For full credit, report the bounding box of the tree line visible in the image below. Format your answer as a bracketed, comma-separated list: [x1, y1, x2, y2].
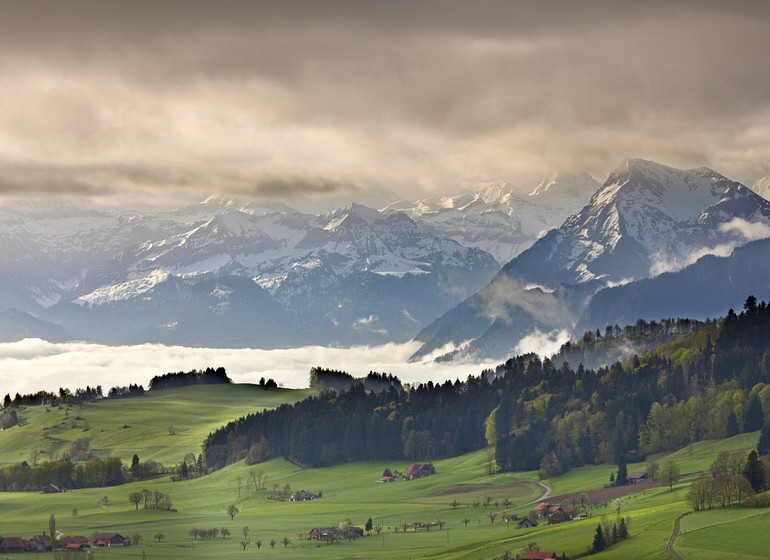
[148, 367, 232, 389]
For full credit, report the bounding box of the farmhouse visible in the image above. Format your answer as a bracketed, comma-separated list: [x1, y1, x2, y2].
[0, 537, 32, 553]
[521, 552, 558, 560]
[309, 527, 337, 541]
[30, 534, 52, 551]
[290, 489, 318, 501]
[517, 517, 539, 529]
[628, 471, 649, 484]
[42, 482, 64, 494]
[92, 533, 127, 547]
[405, 463, 436, 479]
[58, 536, 89, 549]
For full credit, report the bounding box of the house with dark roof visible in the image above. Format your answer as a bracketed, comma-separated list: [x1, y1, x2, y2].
[628, 471, 649, 484]
[404, 463, 436, 479]
[30, 534, 52, 551]
[0, 536, 32, 553]
[309, 527, 338, 541]
[58, 536, 89, 549]
[517, 517, 539, 529]
[92, 533, 127, 547]
[521, 551, 557, 560]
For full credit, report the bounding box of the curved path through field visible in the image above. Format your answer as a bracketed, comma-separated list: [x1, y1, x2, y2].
[667, 512, 690, 559]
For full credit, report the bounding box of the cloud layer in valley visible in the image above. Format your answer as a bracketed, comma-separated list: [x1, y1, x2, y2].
[1, 1, 769, 209]
[0, 339, 500, 397]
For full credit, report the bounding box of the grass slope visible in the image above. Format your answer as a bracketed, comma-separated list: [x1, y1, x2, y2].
[0, 385, 312, 466]
[0, 385, 763, 559]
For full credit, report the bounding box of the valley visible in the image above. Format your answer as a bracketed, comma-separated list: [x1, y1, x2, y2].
[0, 383, 765, 559]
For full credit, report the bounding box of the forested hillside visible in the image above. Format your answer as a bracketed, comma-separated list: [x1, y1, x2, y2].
[204, 297, 770, 476]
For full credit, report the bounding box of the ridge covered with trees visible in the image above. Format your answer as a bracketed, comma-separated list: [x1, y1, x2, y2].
[204, 297, 770, 476]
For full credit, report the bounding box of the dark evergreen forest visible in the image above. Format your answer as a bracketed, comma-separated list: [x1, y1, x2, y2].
[204, 297, 770, 475]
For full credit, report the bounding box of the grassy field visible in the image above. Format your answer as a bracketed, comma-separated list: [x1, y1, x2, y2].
[0, 385, 312, 466]
[0, 385, 764, 559]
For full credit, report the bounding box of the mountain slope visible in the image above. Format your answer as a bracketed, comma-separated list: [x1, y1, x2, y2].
[577, 236, 770, 332]
[412, 159, 770, 361]
[384, 172, 599, 263]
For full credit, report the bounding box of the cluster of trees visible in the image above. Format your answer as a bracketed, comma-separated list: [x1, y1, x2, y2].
[686, 450, 769, 511]
[557, 318, 705, 370]
[107, 384, 145, 398]
[204, 297, 770, 477]
[3, 386, 105, 409]
[175, 452, 208, 480]
[308, 368, 403, 394]
[0, 451, 173, 492]
[590, 517, 630, 554]
[128, 489, 174, 511]
[205, 373, 492, 468]
[189, 527, 230, 540]
[0, 407, 18, 429]
[0, 457, 125, 492]
[148, 367, 232, 389]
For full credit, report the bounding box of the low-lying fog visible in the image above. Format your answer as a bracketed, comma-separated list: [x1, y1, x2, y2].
[0, 338, 510, 396]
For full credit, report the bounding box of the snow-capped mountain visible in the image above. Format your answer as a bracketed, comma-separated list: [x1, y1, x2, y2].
[384, 172, 599, 264]
[3, 200, 500, 347]
[752, 176, 770, 201]
[411, 159, 770, 362]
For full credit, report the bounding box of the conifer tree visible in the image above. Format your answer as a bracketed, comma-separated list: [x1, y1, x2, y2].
[743, 450, 766, 493]
[618, 517, 629, 540]
[758, 424, 770, 457]
[591, 524, 606, 553]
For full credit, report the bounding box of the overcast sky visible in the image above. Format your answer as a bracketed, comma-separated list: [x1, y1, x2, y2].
[1, 0, 769, 209]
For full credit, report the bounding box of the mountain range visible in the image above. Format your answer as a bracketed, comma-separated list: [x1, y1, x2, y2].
[411, 159, 770, 362]
[2, 159, 769, 356]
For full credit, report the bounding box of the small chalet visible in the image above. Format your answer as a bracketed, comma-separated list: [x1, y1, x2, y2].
[535, 502, 574, 523]
[42, 482, 64, 494]
[0, 537, 32, 553]
[92, 533, 127, 547]
[503, 513, 518, 522]
[309, 527, 337, 541]
[290, 489, 318, 501]
[547, 507, 573, 524]
[628, 471, 649, 484]
[58, 536, 89, 549]
[30, 534, 52, 552]
[517, 517, 539, 529]
[405, 463, 436, 479]
[521, 552, 558, 560]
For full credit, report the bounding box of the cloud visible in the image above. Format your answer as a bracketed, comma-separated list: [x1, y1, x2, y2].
[650, 218, 770, 275]
[514, 328, 571, 358]
[0, 1, 769, 208]
[719, 217, 770, 241]
[477, 276, 577, 327]
[0, 339, 499, 397]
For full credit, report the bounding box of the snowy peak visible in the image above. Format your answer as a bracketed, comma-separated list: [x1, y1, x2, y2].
[590, 158, 759, 224]
[198, 211, 270, 239]
[322, 203, 383, 230]
[751, 176, 770, 201]
[529, 171, 599, 204]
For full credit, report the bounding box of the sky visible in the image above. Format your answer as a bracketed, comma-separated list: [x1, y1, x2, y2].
[1, 1, 769, 210]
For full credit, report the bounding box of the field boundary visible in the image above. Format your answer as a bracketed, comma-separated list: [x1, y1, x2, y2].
[667, 511, 690, 559]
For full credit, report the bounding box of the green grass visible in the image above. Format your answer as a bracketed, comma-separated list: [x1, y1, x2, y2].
[0, 386, 765, 559]
[677, 508, 770, 559]
[0, 384, 312, 466]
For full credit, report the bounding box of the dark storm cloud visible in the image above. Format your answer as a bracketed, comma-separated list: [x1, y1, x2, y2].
[0, 0, 768, 206]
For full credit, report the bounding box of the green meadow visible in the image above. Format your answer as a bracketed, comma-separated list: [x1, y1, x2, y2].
[0, 385, 765, 559]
